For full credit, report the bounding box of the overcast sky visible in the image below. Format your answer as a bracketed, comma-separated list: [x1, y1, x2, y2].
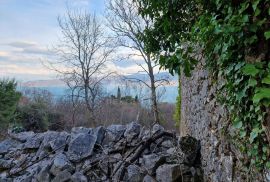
[0, 0, 153, 82]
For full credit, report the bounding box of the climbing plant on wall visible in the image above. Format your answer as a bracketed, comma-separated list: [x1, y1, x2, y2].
[137, 0, 270, 176]
[195, 0, 270, 173]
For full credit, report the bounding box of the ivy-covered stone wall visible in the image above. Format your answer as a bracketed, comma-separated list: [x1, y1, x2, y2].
[180, 62, 268, 181]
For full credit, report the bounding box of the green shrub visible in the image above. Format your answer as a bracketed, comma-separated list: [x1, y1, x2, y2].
[48, 112, 64, 131]
[17, 102, 49, 132]
[0, 79, 21, 129]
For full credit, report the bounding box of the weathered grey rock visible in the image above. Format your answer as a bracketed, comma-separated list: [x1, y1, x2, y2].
[179, 136, 201, 165]
[71, 127, 92, 135]
[67, 133, 96, 162]
[142, 154, 163, 173]
[36, 165, 51, 182]
[41, 131, 60, 149]
[161, 140, 174, 148]
[112, 161, 124, 181]
[50, 153, 74, 176]
[13, 172, 33, 182]
[0, 177, 12, 182]
[152, 124, 164, 135]
[52, 169, 72, 182]
[156, 164, 190, 182]
[92, 126, 105, 145]
[0, 159, 13, 169]
[13, 154, 29, 167]
[265, 169, 270, 182]
[143, 175, 156, 182]
[80, 159, 92, 172]
[34, 131, 58, 160]
[108, 153, 122, 163]
[23, 134, 44, 149]
[140, 129, 151, 141]
[221, 155, 233, 182]
[9, 131, 35, 142]
[71, 126, 93, 139]
[71, 171, 88, 182]
[166, 147, 177, 155]
[124, 122, 141, 142]
[106, 124, 126, 142]
[9, 166, 23, 176]
[49, 132, 69, 152]
[0, 139, 20, 154]
[127, 164, 144, 182]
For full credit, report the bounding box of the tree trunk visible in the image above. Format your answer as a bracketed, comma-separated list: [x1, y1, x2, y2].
[84, 85, 97, 126]
[147, 55, 159, 124]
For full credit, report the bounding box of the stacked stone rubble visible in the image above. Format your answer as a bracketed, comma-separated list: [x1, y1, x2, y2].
[0, 122, 202, 182]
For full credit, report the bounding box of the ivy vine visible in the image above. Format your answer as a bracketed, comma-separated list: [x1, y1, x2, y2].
[195, 0, 270, 173]
[137, 0, 270, 177]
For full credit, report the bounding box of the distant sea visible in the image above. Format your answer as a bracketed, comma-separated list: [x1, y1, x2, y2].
[20, 85, 178, 103]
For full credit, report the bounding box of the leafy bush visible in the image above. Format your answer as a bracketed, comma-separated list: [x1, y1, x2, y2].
[48, 112, 65, 131]
[17, 102, 49, 132]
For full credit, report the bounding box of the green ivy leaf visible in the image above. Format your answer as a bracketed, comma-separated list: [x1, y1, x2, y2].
[233, 120, 242, 129]
[252, 0, 260, 11]
[249, 128, 260, 143]
[253, 88, 270, 103]
[262, 74, 270, 84]
[247, 35, 258, 44]
[240, 130, 246, 138]
[255, 105, 261, 112]
[266, 161, 270, 169]
[242, 64, 259, 77]
[264, 31, 270, 40]
[234, 62, 245, 71]
[263, 146, 268, 153]
[236, 89, 246, 101]
[248, 78, 257, 87]
[262, 100, 270, 107]
[242, 14, 249, 23]
[255, 8, 261, 16]
[239, 2, 249, 13]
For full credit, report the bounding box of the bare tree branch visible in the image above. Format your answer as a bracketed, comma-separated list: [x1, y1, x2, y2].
[106, 0, 170, 124]
[46, 9, 115, 126]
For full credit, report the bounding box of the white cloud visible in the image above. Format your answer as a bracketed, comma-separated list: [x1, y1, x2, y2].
[5, 41, 53, 56]
[7, 41, 36, 48]
[0, 64, 52, 75]
[0, 51, 9, 57]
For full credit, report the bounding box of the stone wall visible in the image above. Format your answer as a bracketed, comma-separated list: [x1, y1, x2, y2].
[180, 62, 228, 181]
[0, 122, 203, 182]
[180, 62, 269, 181]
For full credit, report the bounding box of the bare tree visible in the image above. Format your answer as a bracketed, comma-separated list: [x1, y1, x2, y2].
[49, 10, 115, 126]
[106, 0, 169, 124]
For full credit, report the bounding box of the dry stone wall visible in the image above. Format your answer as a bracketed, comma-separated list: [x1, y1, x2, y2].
[0, 122, 202, 182]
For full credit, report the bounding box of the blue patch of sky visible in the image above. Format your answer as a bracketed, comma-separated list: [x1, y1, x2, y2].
[0, 0, 105, 45]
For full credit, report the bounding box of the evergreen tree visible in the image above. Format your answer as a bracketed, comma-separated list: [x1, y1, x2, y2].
[134, 95, 138, 102]
[0, 79, 21, 128]
[117, 86, 121, 102]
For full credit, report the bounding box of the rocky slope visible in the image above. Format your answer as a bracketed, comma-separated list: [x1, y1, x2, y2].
[0, 122, 202, 182]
